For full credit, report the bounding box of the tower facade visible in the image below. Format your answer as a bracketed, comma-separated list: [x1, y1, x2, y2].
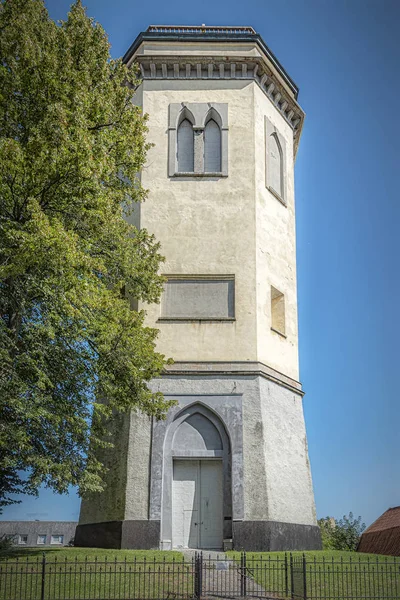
[76, 25, 321, 551]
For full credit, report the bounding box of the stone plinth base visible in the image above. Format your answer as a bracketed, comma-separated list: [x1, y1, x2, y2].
[75, 519, 321, 551]
[75, 520, 160, 549]
[233, 520, 322, 551]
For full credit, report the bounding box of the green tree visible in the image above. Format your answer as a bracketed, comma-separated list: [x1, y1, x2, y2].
[318, 513, 366, 551]
[318, 516, 336, 550]
[0, 0, 174, 509]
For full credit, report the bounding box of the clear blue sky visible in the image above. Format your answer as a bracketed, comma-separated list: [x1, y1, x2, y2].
[3, 0, 399, 528]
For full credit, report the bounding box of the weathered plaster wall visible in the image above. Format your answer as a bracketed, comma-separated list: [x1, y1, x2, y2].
[135, 75, 299, 380]
[258, 377, 317, 526]
[124, 412, 152, 520]
[254, 84, 299, 380]
[80, 410, 153, 525]
[138, 79, 258, 363]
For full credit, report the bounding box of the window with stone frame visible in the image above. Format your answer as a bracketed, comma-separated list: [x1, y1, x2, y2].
[168, 103, 228, 176]
[265, 117, 287, 205]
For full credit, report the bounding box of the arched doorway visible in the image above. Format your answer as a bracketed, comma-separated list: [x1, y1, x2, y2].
[163, 404, 231, 550]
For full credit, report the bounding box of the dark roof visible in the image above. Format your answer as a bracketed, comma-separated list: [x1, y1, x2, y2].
[358, 507, 400, 557]
[122, 25, 299, 99]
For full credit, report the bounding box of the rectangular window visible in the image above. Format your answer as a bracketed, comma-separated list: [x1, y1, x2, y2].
[271, 286, 285, 336]
[161, 276, 235, 320]
[50, 535, 64, 545]
[18, 535, 28, 545]
[37, 535, 46, 545]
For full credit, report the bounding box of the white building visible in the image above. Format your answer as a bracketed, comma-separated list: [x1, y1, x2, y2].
[76, 25, 321, 551]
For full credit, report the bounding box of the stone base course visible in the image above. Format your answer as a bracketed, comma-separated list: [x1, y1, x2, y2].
[75, 520, 161, 550]
[233, 520, 322, 551]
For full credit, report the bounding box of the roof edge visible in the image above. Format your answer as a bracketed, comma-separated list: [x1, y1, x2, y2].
[122, 29, 299, 99]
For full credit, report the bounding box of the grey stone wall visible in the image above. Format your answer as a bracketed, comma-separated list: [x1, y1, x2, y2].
[147, 371, 318, 549]
[79, 411, 131, 525]
[124, 411, 153, 521]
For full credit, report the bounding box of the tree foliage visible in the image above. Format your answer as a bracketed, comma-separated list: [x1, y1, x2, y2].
[318, 513, 366, 551]
[0, 0, 174, 508]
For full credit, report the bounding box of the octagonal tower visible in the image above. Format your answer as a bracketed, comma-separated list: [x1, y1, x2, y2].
[76, 25, 321, 551]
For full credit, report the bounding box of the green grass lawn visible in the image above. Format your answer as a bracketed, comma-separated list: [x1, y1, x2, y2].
[0, 546, 183, 561]
[228, 550, 400, 599]
[0, 547, 191, 600]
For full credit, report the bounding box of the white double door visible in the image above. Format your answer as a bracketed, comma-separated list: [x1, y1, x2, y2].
[172, 459, 223, 549]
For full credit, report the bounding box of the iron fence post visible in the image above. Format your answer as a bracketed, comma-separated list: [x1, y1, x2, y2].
[290, 553, 294, 599]
[199, 552, 203, 599]
[284, 553, 288, 597]
[194, 552, 198, 599]
[194, 552, 203, 600]
[240, 551, 247, 597]
[302, 554, 307, 600]
[40, 553, 46, 600]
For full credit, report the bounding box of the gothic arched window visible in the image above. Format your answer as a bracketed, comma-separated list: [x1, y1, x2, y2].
[204, 119, 221, 172]
[168, 103, 228, 177]
[177, 119, 194, 172]
[268, 133, 283, 198]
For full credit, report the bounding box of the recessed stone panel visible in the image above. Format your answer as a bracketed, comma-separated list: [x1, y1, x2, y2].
[161, 277, 235, 319]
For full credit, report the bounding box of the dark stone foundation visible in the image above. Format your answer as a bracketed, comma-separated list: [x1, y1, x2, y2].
[75, 520, 160, 550]
[75, 519, 321, 551]
[232, 520, 322, 551]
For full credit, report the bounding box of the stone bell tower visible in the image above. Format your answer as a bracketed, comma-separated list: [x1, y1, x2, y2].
[76, 25, 321, 551]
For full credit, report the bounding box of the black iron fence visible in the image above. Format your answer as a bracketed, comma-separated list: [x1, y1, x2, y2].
[0, 552, 399, 600]
[0, 554, 193, 600]
[291, 554, 400, 600]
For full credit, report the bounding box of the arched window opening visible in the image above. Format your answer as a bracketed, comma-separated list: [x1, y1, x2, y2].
[268, 133, 283, 198]
[204, 119, 221, 172]
[177, 119, 194, 172]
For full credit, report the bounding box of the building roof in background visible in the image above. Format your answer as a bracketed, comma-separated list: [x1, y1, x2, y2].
[364, 507, 400, 533]
[358, 507, 400, 557]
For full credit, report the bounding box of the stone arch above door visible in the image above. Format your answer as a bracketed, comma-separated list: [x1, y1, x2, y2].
[173, 413, 223, 453]
[167, 403, 231, 458]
